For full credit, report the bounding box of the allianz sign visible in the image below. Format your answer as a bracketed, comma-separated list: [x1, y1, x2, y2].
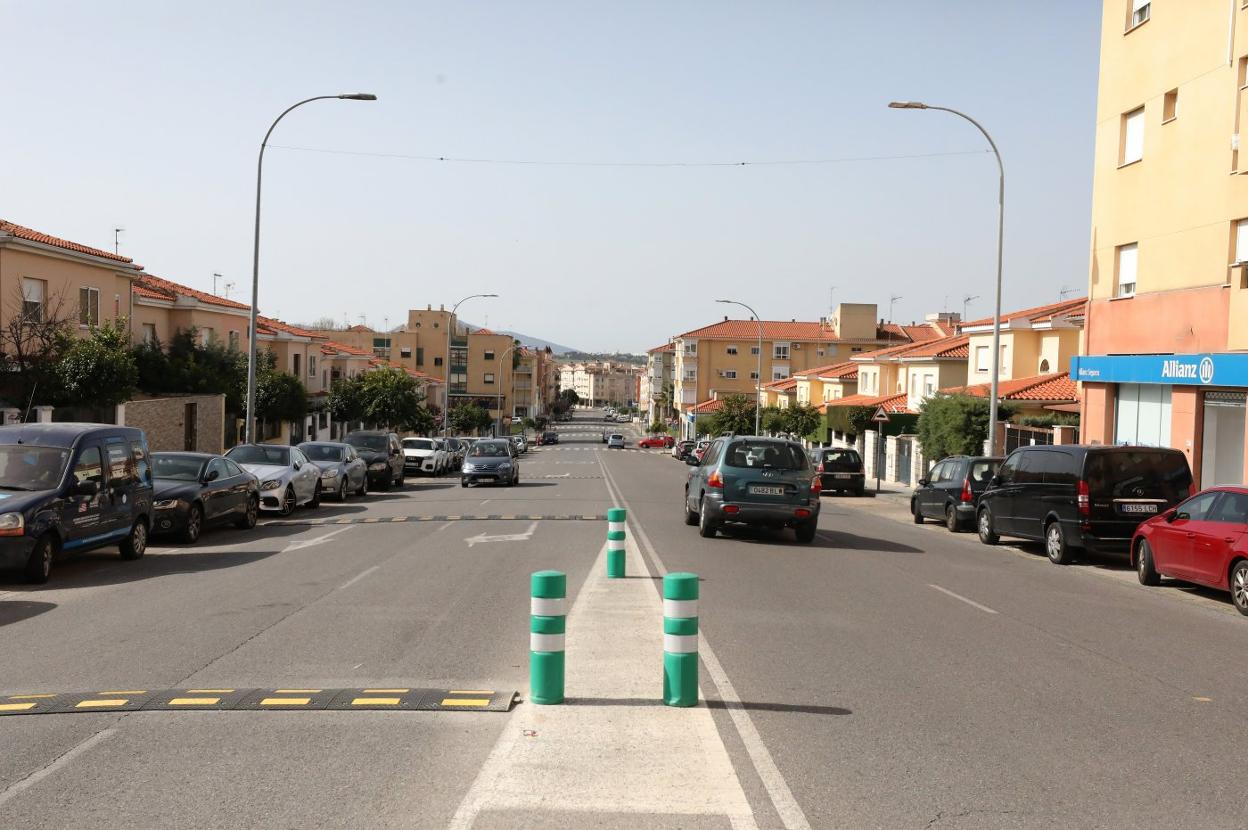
[1160, 357, 1215, 384]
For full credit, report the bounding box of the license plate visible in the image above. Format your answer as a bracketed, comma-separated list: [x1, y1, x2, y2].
[749, 485, 785, 496]
[833, 473, 852, 479]
[1120, 503, 1158, 514]
[479, 475, 496, 482]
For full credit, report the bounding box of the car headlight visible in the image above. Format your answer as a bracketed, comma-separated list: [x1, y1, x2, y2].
[321, 468, 338, 478]
[154, 498, 182, 510]
[261, 479, 282, 490]
[498, 462, 512, 470]
[368, 462, 387, 471]
[0, 512, 24, 536]
[462, 463, 476, 472]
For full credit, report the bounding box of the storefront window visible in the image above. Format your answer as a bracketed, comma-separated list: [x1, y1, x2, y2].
[1115, 383, 1171, 446]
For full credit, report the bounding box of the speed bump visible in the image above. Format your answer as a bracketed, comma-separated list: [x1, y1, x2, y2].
[0, 688, 518, 716]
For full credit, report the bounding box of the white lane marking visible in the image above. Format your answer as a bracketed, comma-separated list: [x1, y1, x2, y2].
[928, 584, 998, 615]
[435, 522, 453, 532]
[283, 525, 355, 552]
[337, 565, 380, 592]
[597, 455, 809, 830]
[480, 499, 490, 506]
[465, 521, 539, 547]
[0, 728, 116, 808]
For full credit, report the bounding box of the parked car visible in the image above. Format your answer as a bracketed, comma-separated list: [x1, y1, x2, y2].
[615, 414, 630, 423]
[297, 441, 368, 500]
[1133, 487, 1248, 613]
[607, 433, 626, 449]
[345, 430, 405, 489]
[911, 455, 1002, 530]
[638, 435, 675, 449]
[444, 437, 468, 467]
[461, 439, 520, 487]
[538, 431, 559, 446]
[601, 429, 610, 444]
[977, 445, 1193, 564]
[810, 447, 868, 497]
[672, 440, 695, 460]
[0, 423, 154, 584]
[511, 434, 529, 454]
[693, 440, 712, 461]
[402, 437, 445, 476]
[152, 452, 260, 542]
[225, 444, 322, 516]
[683, 436, 820, 543]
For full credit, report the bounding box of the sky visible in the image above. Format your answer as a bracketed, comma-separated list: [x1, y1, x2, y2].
[1, 1, 1102, 353]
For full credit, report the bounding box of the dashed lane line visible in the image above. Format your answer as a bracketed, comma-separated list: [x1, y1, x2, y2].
[927, 584, 999, 615]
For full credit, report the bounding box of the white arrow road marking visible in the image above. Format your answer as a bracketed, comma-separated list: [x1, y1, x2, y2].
[283, 525, 355, 552]
[465, 521, 538, 547]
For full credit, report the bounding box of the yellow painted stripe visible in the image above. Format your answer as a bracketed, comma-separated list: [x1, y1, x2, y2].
[351, 697, 400, 706]
[187, 689, 235, 693]
[260, 697, 310, 706]
[98, 690, 146, 695]
[440, 698, 489, 707]
[0, 702, 38, 711]
[448, 690, 494, 695]
[336, 518, 353, 524]
[9, 694, 55, 700]
[388, 516, 405, 522]
[363, 688, 410, 693]
[362, 517, 381, 523]
[445, 515, 461, 520]
[274, 689, 321, 693]
[77, 699, 128, 708]
[501, 515, 516, 520]
[168, 697, 220, 706]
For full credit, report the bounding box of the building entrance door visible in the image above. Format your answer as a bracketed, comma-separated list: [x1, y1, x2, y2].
[1201, 392, 1246, 488]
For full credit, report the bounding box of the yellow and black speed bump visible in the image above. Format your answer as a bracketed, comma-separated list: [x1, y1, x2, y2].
[262, 514, 605, 527]
[0, 688, 517, 716]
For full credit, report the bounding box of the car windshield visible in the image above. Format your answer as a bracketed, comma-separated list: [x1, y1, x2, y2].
[0, 445, 70, 491]
[470, 442, 510, 458]
[227, 445, 291, 466]
[348, 434, 388, 451]
[152, 454, 207, 481]
[404, 439, 434, 451]
[821, 449, 861, 466]
[300, 444, 345, 462]
[724, 441, 807, 470]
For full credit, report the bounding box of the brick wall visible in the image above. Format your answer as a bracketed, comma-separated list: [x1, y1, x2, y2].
[123, 395, 225, 454]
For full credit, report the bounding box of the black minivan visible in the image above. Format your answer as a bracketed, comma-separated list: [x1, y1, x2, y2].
[976, 445, 1193, 564]
[0, 423, 154, 583]
[912, 455, 1002, 531]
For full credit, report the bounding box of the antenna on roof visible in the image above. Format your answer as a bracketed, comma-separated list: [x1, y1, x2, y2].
[888, 294, 902, 322]
[1058, 285, 1077, 300]
[828, 285, 836, 318]
[962, 294, 979, 320]
[113, 228, 124, 255]
[224, 281, 235, 299]
[212, 272, 222, 295]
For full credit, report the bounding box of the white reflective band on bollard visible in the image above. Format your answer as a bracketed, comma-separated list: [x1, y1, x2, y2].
[663, 633, 699, 654]
[607, 539, 625, 551]
[530, 633, 565, 652]
[530, 597, 567, 616]
[608, 521, 626, 534]
[663, 599, 698, 619]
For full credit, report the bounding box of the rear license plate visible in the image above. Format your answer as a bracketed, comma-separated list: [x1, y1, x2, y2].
[1120, 503, 1158, 514]
[749, 485, 785, 496]
[833, 473, 852, 479]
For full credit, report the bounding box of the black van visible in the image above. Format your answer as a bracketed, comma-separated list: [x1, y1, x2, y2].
[0, 423, 154, 583]
[976, 445, 1193, 564]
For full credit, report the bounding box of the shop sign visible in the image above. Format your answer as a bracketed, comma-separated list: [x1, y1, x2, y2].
[1070, 354, 1248, 387]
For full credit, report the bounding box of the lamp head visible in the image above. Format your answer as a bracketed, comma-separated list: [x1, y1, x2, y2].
[340, 93, 378, 101]
[888, 101, 927, 109]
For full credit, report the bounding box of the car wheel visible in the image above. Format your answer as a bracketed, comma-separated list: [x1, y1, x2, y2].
[911, 499, 924, 524]
[1136, 539, 1161, 586]
[1230, 560, 1248, 616]
[338, 479, 349, 502]
[356, 476, 367, 496]
[794, 521, 817, 543]
[460, 478, 468, 488]
[945, 505, 960, 533]
[180, 503, 203, 544]
[698, 498, 717, 538]
[683, 490, 698, 526]
[279, 487, 296, 516]
[977, 508, 999, 545]
[235, 495, 259, 529]
[308, 481, 322, 509]
[1045, 520, 1073, 565]
[24, 534, 54, 584]
[119, 519, 148, 560]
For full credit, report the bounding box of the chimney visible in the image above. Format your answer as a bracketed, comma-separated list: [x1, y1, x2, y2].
[440, 304, 445, 311]
[427, 303, 431, 311]
[724, 315, 728, 321]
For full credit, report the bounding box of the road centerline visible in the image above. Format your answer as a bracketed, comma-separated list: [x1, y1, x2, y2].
[928, 584, 999, 615]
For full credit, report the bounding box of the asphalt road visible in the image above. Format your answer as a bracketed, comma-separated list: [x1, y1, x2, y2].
[2, 412, 1246, 828]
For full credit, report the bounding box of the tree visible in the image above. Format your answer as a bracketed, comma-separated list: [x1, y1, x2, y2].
[559, 388, 580, 406]
[253, 365, 307, 425]
[58, 320, 138, 408]
[707, 394, 757, 437]
[761, 406, 786, 435]
[917, 394, 1016, 461]
[358, 367, 432, 432]
[448, 402, 492, 435]
[327, 375, 367, 424]
[648, 419, 668, 434]
[533, 415, 549, 432]
[520, 417, 538, 437]
[782, 404, 823, 441]
[0, 286, 73, 411]
[305, 316, 342, 331]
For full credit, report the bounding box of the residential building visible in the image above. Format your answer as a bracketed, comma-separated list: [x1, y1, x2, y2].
[642, 342, 676, 423]
[960, 298, 1085, 385]
[132, 274, 250, 351]
[791, 361, 859, 408]
[1074, 0, 1248, 487]
[559, 361, 640, 407]
[943, 373, 1079, 420]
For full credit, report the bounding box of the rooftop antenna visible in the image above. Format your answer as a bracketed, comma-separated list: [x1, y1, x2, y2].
[888, 294, 903, 322]
[212, 272, 222, 295]
[113, 228, 124, 255]
[828, 285, 836, 318]
[383, 315, 389, 332]
[357, 314, 366, 327]
[224, 281, 235, 299]
[1059, 285, 1077, 300]
[962, 294, 979, 320]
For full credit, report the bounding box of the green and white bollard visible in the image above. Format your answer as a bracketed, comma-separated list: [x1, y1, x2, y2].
[530, 570, 566, 705]
[606, 507, 627, 578]
[663, 571, 699, 707]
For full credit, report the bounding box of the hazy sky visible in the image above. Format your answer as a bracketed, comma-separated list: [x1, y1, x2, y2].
[3, 1, 1100, 352]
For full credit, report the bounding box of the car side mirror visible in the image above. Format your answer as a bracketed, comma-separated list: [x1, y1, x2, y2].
[203, 469, 219, 483]
[73, 479, 99, 497]
[292, 461, 302, 470]
[1168, 511, 1187, 523]
[685, 456, 699, 466]
[918, 478, 929, 487]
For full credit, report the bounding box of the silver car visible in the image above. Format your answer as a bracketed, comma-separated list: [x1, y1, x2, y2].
[297, 441, 368, 501]
[607, 433, 625, 449]
[225, 444, 322, 516]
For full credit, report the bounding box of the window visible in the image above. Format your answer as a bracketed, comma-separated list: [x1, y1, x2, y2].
[850, 346, 863, 353]
[749, 371, 759, 380]
[293, 353, 301, 376]
[923, 377, 935, 397]
[1177, 491, 1220, 522]
[750, 346, 760, 356]
[416, 347, 424, 365]
[975, 345, 990, 372]
[772, 369, 789, 381]
[21, 278, 45, 322]
[78, 287, 100, 326]
[228, 330, 240, 351]
[1121, 107, 1144, 165]
[308, 355, 317, 377]
[1210, 492, 1248, 523]
[484, 350, 495, 361]
[73, 447, 104, 487]
[484, 372, 496, 384]
[773, 343, 790, 360]
[434, 356, 443, 367]
[201, 328, 215, 346]
[1116, 242, 1138, 298]
[1162, 88, 1178, 122]
[724, 370, 737, 379]
[1115, 383, 1172, 446]
[1235, 219, 1248, 267]
[400, 346, 412, 358]
[726, 345, 738, 355]
[130, 441, 150, 483]
[142, 323, 157, 344]
[105, 440, 136, 486]
[1128, 0, 1149, 29]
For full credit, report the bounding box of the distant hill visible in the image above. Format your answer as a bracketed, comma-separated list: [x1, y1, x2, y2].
[464, 325, 579, 355]
[558, 351, 646, 366]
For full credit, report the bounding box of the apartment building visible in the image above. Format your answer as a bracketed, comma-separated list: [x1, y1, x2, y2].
[642, 342, 676, 423]
[558, 361, 640, 407]
[1073, 0, 1248, 487]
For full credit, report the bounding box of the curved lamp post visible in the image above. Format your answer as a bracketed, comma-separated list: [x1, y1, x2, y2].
[496, 343, 517, 437]
[442, 293, 498, 439]
[889, 101, 1005, 452]
[715, 299, 763, 436]
[244, 93, 376, 445]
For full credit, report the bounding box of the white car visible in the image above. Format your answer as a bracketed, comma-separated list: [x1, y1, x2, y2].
[225, 444, 321, 516]
[402, 437, 447, 476]
[607, 433, 625, 449]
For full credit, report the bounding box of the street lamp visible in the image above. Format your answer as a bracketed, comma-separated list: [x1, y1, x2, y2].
[715, 299, 763, 435]
[244, 93, 377, 445]
[496, 343, 517, 437]
[443, 293, 498, 439]
[889, 100, 1005, 452]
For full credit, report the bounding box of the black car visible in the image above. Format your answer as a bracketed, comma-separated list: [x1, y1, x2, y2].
[539, 431, 559, 446]
[344, 430, 405, 490]
[672, 440, 695, 461]
[809, 447, 866, 496]
[151, 452, 260, 542]
[461, 439, 520, 487]
[0, 423, 154, 584]
[911, 455, 1002, 531]
[977, 445, 1193, 564]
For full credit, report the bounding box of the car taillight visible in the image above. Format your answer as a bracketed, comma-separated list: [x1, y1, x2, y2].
[1077, 479, 1090, 518]
[708, 471, 724, 489]
[810, 476, 822, 494]
[1189, 482, 1197, 497]
[960, 477, 973, 504]
[816, 462, 824, 473]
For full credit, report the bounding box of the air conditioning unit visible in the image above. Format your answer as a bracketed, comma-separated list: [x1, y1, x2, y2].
[792, 343, 801, 350]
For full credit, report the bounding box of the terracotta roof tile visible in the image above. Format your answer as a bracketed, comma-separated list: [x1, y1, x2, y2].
[794, 360, 858, 380]
[941, 372, 1076, 402]
[135, 274, 250, 311]
[256, 316, 327, 340]
[691, 398, 725, 414]
[961, 297, 1086, 328]
[648, 342, 676, 353]
[821, 391, 912, 414]
[0, 219, 137, 266]
[320, 340, 373, 357]
[897, 334, 971, 360]
[762, 377, 798, 391]
[678, 319, 845, 342]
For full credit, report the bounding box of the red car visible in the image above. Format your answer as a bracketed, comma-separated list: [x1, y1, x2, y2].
[638, 435, 675, 449]
[1133, 486, 1248, 614]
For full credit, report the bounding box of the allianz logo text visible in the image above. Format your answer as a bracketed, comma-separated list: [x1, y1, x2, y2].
[1160, 357, 1215, 384]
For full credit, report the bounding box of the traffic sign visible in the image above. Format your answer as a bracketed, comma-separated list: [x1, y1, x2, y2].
[871, 406, 891, 423]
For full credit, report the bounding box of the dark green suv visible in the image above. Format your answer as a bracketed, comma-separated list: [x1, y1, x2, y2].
[683, 436, 821, 543]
